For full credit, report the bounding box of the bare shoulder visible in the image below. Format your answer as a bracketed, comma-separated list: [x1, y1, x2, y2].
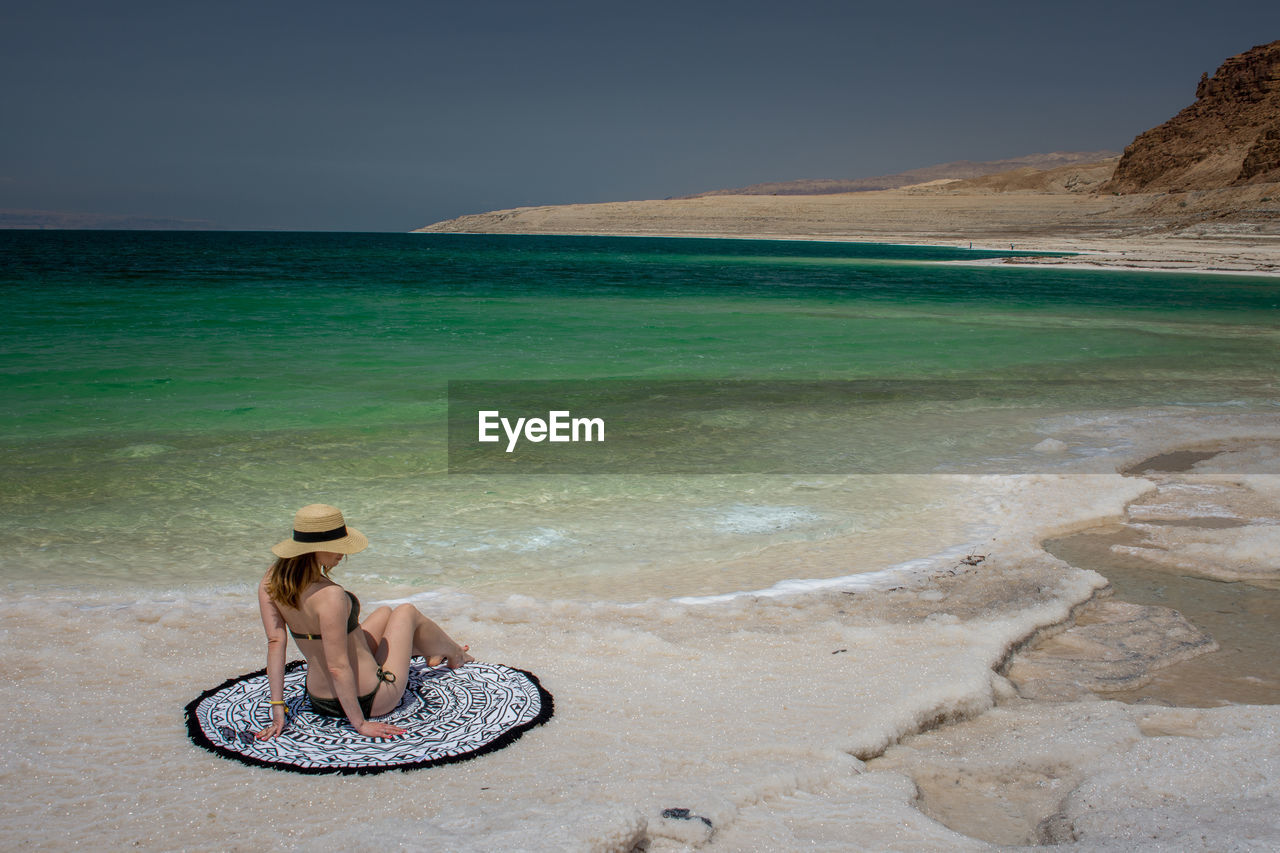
[257, 571, 276, 605]
[299, 581, 347, 612]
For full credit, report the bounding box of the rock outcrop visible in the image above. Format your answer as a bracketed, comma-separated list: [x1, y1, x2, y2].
[1104, 40, 1280, 193]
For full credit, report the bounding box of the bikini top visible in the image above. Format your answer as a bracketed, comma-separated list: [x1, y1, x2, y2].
[289, 590, 360, 641]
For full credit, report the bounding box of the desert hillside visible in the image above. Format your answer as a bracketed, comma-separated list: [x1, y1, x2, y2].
[686, 151, 1119, 197]
[418, 41, 1280, 272]
[1104, 40, 1280, 192]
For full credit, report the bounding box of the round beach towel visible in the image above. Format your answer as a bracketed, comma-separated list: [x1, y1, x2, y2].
[185, 658, 553, 775]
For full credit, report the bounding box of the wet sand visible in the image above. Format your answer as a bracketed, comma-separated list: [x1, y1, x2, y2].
[868, 443, 1280, 847]
[1017, 439, 1280, 707]
[1043, 524, 1280, 707]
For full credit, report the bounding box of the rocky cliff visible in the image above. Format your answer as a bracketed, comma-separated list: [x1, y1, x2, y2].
[1104, 40, 1280, 192]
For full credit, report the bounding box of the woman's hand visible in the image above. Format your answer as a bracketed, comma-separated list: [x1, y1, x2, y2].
[255, 707, 287, 740]
[356, 720, 407, 738]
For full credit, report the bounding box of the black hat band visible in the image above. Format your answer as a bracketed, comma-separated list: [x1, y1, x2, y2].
[292, 525, 348, 543]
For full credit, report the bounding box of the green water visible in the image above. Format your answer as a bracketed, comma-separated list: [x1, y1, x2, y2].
[2, 231, 1277, 597]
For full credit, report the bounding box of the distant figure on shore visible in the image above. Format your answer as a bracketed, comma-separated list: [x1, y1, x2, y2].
[255, 504, 473, 740]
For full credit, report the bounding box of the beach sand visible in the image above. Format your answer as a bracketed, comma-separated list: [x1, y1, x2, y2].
[6, 422, 1280, 850]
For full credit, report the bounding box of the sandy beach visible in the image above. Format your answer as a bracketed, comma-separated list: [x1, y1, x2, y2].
[7, 429, 1280, 851]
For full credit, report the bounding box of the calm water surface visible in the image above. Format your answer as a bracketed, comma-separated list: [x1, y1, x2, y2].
[2, 231, 1277, 597]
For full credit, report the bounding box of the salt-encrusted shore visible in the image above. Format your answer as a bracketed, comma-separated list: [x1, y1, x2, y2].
[5, 422, 1280, 849]
[417, 184, 1280, 276]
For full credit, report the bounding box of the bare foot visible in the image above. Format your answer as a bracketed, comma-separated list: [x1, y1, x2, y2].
[446, 644, 473, 669]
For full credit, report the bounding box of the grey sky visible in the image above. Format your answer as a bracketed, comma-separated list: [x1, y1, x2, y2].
[2, 0, 1277, 230]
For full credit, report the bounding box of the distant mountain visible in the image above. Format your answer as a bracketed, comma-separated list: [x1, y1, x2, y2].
[686, 151, 1120, 197]
[0, 209, 219, 230]
[1104, 40, 1280, 193]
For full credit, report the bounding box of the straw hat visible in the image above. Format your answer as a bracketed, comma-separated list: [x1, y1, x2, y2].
[272, 504, 369, 558]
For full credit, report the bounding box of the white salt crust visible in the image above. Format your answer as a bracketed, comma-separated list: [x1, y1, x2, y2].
[3, 412, 1280, 850]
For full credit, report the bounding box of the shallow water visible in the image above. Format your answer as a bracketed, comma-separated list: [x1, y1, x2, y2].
[1044, 498, 1280, 707]
[3, 231, 1279, 603]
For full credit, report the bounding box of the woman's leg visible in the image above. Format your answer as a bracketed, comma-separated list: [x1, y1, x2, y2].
[358, 605, 407, 716]
[359, 605, 393, 657]
[358, 601, 391, 653]
[367, 604, 473, 717]
[408, 607, 473, 668]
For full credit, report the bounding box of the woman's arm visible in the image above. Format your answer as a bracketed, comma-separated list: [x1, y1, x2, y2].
[255, 579, 290, 740]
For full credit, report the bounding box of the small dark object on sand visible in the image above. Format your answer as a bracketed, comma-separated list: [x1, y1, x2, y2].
[662, 808, 713, 828]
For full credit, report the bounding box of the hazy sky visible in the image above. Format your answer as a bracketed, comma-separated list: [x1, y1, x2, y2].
[3, 1, 1278, 230]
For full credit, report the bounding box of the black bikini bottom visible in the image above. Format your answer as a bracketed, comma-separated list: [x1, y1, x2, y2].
[307, 667, 396, 718]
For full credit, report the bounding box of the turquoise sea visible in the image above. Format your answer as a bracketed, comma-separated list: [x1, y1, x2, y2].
[2, 231, 1278, 599]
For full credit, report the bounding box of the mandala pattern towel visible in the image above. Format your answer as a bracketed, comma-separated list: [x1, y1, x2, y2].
[185, 659, 553, 775]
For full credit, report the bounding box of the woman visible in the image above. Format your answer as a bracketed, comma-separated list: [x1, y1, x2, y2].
[255, 503, 473, 740]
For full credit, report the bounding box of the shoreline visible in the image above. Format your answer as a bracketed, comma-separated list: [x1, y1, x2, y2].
[864, 440, 1280, 847]
[417, 227, 1280, 278]
[415, 184, 1280, 277]
[8, 433, 1280, 851]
